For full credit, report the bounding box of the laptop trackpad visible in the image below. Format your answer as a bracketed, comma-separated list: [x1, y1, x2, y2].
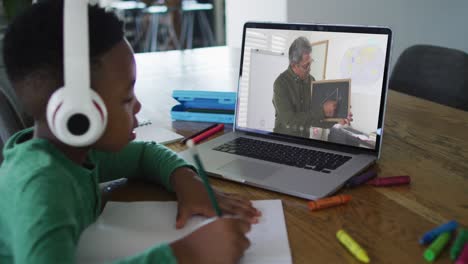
[217, 159, 277, 180]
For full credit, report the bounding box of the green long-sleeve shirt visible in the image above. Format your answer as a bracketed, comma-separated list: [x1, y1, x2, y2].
[272, 67, 334, 138]
[0, 128, 192, 263]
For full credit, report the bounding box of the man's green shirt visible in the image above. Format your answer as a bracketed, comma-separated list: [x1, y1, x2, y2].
[272, 66, 334, 138]
[0, 128, 193, 263]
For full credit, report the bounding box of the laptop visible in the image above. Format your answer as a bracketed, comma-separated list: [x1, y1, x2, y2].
[179, 22, 392, 200]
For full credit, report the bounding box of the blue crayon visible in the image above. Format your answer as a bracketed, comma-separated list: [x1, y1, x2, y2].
[419, 220, 458, 245]
[346, 170, 377, 188]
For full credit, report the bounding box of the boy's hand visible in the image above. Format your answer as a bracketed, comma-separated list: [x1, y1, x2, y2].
[170, 167, 261, 229]
[170, 217, 251, 264]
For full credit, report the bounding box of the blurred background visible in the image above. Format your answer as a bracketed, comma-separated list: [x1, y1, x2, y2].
[1, 0, 467, 67]
[97, 0, 224, 53]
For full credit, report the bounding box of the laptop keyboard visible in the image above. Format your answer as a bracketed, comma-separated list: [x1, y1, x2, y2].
[213, 137, 352, 173]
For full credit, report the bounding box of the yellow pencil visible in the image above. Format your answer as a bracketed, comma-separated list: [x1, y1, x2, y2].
[336, 229, 370, 263]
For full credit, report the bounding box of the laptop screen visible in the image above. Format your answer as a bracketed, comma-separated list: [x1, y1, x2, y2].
[236, 23, 392, 152]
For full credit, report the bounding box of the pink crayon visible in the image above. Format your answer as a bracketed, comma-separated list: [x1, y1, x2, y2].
[366, 176, 411, 187]
[456, 244, 468, 264]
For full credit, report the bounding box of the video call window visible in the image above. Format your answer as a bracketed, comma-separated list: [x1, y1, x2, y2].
[236, 28, 388, 150]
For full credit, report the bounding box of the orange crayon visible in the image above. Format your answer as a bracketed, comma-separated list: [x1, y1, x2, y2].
[308, 194, 352, 211]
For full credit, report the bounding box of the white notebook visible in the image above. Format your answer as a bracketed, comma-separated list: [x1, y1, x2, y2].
[134, 120, 183, 145]
[76, 200, 292, 264]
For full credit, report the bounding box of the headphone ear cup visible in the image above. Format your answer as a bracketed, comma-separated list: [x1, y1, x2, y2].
[46, 87, 108, 146]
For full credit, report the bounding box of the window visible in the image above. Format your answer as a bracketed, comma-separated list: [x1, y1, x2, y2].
[237, 29, 287, 127]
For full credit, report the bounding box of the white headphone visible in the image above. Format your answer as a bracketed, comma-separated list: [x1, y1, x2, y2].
[46, 0, 108, 147]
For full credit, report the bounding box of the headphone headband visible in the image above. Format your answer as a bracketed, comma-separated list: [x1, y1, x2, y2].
[46, 0, 108, 147]
[64, 0, 90, 100]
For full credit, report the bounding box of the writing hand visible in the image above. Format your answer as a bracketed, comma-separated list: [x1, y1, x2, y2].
[170, 167, 261, 229]
[170, 217, 251, 264]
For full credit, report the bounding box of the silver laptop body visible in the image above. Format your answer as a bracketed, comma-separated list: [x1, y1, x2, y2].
[179, 22, 392, 200]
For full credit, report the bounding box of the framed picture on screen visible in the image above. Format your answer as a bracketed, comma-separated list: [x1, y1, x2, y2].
[311, 79, 351, 122]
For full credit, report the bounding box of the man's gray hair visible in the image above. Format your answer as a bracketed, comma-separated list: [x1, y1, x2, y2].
[288, 36, 311, 64]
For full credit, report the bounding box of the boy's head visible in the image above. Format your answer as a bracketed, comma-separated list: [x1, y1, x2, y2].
[3, 0, 142, 151]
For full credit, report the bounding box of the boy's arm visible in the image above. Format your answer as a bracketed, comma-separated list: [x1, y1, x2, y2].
[13, 168, 180, 263]
[93, 141, 195, 191]
[13, 171, 84, 264]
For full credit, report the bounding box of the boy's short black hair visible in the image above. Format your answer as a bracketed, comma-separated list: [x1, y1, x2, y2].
[2, 0, 124, 117]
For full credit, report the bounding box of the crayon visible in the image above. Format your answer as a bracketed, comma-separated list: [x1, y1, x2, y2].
[419, 220, 458, 245]
[451, 229, 468, 260]
[191, 124, 225, 144]
[366, 175, 410, 187]
[181, 124, 219, 144]
[423, 232, 451, 262]
[336, 229, 370, 263]
[346, 170, 377, 188]
[308, 194, 351, 211]
[455, 244, 468, 264]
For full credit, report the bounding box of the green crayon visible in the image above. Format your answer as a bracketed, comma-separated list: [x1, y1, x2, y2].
[450, 229, 468, 260]
[423, 232, 451, 262]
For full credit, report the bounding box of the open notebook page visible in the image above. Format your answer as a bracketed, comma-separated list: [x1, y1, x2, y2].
[134, 120, 183, 145]
[76, 200, 292, 264]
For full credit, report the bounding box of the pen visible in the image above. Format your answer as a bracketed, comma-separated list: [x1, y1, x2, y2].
[419, 220, 458, 245]
[181, 124, 219, 144]
[187, 140, 223, 217]
[308, 194, 351, 211]
[336, 229, 370, 263]
[191, 124, 224, 144]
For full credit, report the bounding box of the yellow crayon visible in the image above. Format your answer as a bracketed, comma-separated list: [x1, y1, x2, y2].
[336, 229, 370, 263]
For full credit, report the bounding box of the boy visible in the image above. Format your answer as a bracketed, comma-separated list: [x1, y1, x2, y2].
[0, 1, 260, 263]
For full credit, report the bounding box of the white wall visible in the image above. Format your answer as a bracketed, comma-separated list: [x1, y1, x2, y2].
[307, 32, 388, 134]
[286, 0, 468, 72]
[225, 0, 287, 48]
[227, 0, 468, 71]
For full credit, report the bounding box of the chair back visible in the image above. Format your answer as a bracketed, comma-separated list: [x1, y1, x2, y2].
[0, 88, 26, 164]
[389, 45, 468, 111]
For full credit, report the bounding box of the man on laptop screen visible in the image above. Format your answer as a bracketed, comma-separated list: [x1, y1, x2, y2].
[180, 22, 392, 200]
[272, 36, 353, 139]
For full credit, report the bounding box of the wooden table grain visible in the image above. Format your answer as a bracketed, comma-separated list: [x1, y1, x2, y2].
[110, 47, 468, 264]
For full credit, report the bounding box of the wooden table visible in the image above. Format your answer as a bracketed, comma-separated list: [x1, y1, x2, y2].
[111, 46, 468, 264]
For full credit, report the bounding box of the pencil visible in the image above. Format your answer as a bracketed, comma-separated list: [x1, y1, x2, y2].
[181, 124, 219, 144]
[187, 140, 223, 217]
